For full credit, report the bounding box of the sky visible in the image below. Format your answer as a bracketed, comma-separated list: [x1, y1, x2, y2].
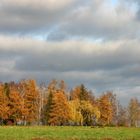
[0, 0, 140, 104]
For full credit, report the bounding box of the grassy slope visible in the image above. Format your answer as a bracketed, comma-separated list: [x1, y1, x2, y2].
[0, 126, 140, 140]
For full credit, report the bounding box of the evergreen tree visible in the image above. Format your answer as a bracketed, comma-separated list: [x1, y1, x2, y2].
[4, 83, 10, 97]
[79, 84, 89, 101]
[45, 91, 53, 125]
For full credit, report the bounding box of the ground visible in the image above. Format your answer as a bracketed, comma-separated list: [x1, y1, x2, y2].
[0, 126, 139, 140]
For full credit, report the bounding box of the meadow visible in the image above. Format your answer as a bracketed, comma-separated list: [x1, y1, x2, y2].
[0, 126, 140, 140]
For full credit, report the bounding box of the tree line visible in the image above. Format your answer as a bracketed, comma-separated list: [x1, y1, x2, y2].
[0, 79, 140, 127]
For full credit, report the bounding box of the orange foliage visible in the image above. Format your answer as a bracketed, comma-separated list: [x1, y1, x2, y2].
[0, 84, 9, 120]
[23, 80, 40, 124]
[8, 87, 24, 123]
[49, 90, 70, 125]
[98, 94, 113, 125]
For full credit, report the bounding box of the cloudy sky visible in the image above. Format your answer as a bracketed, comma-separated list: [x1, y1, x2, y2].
[0, 0, 140, 103]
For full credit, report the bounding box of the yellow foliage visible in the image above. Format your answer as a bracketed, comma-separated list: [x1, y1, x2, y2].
[69, 99, 83, 125]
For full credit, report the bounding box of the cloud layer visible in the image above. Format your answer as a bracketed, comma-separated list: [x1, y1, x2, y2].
[0, 0, 140, 104]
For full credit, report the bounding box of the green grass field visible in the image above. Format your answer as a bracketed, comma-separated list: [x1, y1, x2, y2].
[0, 126, 139, 140]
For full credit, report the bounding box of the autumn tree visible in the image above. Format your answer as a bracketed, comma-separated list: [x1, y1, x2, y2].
[98, 94, 113, 126]
[128, 98, 140, 127]
[59, 80, 67, 94]
[69, 99, 83, 125]
[70, 84, 99, 126]
[106, 91, 118, 125]
[3, 82, 24, 125]
[42, 80, 68, 125]
[0, 84, 9, 124]
[70, 86, 81, 100]
[49, 91, 70, 125]
[0, 78, 140, 127]
[23, 80, 40, 125]
[70, 84, 90, 101]
[117, 104, 128, 126]
[80, 100, 100, 126]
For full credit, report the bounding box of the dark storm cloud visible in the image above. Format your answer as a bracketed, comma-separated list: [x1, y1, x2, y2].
[0, 36, 137, 73]
[0, 36, 140, 90]
[14, 44, 139, 72]
[0, 0, 83, 34]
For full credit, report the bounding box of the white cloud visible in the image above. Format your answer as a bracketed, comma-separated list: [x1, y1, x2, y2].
[0, 0, 139, 104]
